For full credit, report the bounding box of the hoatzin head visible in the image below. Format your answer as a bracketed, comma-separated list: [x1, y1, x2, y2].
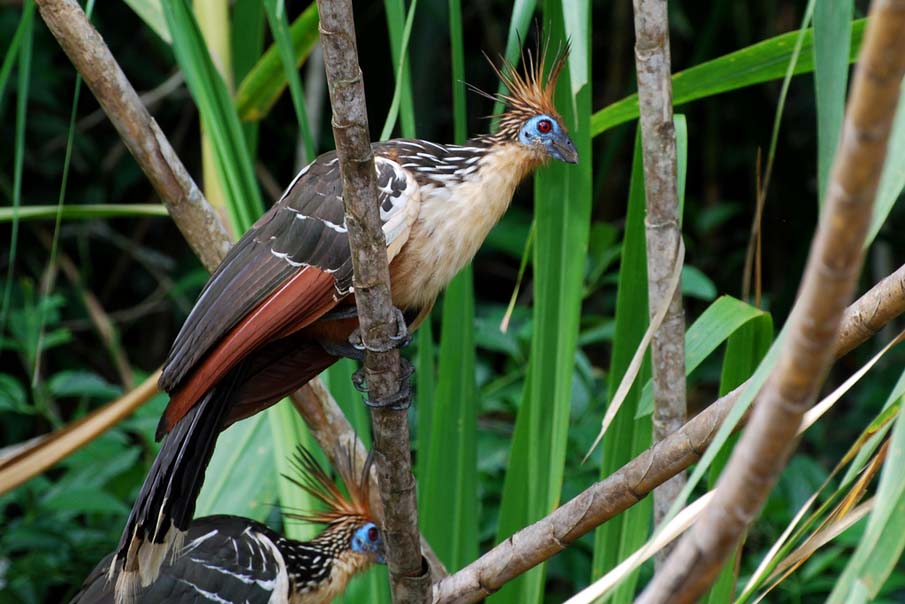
[475, 40, 578, 165]
[284, 444, 385, 566]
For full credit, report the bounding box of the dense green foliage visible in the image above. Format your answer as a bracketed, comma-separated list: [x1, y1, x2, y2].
[2, 1, 905, 603]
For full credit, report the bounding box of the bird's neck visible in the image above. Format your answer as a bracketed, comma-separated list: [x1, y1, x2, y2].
[388, 139, 543, 310]
[282, 528, 375, 604]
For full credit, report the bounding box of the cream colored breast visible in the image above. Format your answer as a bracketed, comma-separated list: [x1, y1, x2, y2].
[390, 143, 539, 310]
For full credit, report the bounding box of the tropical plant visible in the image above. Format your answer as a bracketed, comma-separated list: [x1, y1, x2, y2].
[2, 1, 905, 603]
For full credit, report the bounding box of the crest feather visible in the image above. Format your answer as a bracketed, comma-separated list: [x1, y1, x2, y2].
[471, 38, 570, 140]
[283, 444, 374, 526]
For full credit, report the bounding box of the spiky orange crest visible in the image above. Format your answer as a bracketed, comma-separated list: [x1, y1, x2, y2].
[476, 39, 570, 141]
[283, 444, 374, 527]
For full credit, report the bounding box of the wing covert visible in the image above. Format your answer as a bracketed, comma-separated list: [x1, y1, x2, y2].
[160, 149, 420, 394]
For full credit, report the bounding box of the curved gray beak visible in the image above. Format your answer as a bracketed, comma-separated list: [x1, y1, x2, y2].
[550, 132, 579, 164]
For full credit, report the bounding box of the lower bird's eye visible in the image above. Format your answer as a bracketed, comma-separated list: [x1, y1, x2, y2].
[537, 119, 553, 134]
[368, 526, 379, 541]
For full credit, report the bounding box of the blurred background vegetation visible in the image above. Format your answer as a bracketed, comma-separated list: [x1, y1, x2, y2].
[2, 0, 905, 603]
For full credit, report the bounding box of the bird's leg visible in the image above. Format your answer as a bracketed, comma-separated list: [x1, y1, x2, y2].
[317, 306, 366, 360]
[352, 357, 415, 410]
[317, 307, 412, 361]
[348, 307, 412, 353]
[348, 307, 415, 410]
[318, 306, 415, 409]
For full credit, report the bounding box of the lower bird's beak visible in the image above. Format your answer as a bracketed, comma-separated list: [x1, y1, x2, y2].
[550, 133, 579, 164]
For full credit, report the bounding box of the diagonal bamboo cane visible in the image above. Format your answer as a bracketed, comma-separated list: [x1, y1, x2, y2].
[639, 1, 905, 601]
[431, 261, 905, 603]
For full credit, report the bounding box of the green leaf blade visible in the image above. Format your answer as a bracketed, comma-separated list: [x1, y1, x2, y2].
[591, 19, 866, 137]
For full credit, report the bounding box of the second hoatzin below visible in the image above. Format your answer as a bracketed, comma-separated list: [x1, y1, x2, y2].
[111, 43, 578, 600]
[75, 446, 382, 603]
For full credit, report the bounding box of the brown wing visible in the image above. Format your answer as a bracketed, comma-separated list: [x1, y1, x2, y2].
[157, 150, 420, 435]
[159, 152, 352, 393]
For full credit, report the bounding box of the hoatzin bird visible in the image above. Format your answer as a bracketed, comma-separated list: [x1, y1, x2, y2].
[111, 43, 577, 601]
[74, 446, 382, 603]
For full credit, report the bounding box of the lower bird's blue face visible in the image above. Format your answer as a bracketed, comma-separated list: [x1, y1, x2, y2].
[518, 114, 579, 164]
[351, 522, 385, 563]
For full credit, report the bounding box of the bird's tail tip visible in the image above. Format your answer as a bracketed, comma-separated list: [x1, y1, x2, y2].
[108, 525, 185, 604]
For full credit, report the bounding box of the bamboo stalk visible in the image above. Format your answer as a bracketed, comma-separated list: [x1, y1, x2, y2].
[631, 0, 687, 551]
[315, 1, 429, 602]
[194, 0, 233, 234]
[431, 258, 905, 603]
[639, 1, 905, 601]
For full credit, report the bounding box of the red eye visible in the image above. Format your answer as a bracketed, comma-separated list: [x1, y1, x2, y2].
[537, 119, 553, 133]
[368, 526, 379, 541]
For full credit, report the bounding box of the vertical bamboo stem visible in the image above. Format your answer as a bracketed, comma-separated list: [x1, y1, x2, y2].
[639, 1, 905, 601]
[631, 0, 687, 550]
[315, 1, 430, 602]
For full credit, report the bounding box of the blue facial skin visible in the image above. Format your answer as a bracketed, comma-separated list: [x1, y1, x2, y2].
[351, 522, 386, 563]
[518, 114, 579, 164]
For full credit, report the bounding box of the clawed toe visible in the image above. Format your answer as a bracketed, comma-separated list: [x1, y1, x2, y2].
[346, 308, 411, 353]
[352, 358, 414, 410]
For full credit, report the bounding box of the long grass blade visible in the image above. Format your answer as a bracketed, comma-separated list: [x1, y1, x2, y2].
[34, 0, 97, 390]
[813, 0, 853, 204]
[491, 2, 592, 600]
[590, 128, 652, 604]
[706, 313, 773, 604]
[0, 204, 169, 223]
[163, 0, 264, 230]
[235, 2, 319, 122]
[378, 0, 418, 141]
[263, 0, 316, 161]
[421, 274, 478, 569]
[231, 0, 265, 154]
[1, 0, 34, 353]
[0, 1, 34, 117]
[592, 19, 866, 137]
[490, 0, 536, 123]
[418, 0, 478, 574]
[194, 0, 233, 216]
[383, 0, 417, 139]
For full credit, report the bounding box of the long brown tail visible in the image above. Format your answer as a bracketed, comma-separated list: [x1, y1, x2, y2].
[109, 363, 247, 603]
